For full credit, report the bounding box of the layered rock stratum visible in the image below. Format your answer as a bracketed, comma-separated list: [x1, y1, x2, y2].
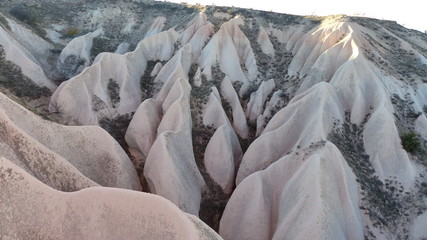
[0, 0, 427, 239]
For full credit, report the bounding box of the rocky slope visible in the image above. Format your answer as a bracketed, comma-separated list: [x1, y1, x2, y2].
[0, 0, 427, 239]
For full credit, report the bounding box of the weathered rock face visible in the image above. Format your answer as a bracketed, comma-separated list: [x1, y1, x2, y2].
[220, 76, 249, 139]
[236, 82, 344, 185]
[126, 45, 206, 216]
[246, 78, 275, 125]
[220, 142, 364, 240]
[198, 17, 258, 97]
[0, 92, 141, 191]
[0, 1, 427, 239]
[0, 157, 221, 240]
[49, 29, 180, 125]
[0, 19, 56, 91]
[203, 87, 242, 194]
[57, 28, 103, 79]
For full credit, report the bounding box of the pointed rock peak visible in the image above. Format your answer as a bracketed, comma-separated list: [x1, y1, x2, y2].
[203, 86, 228, 128]
[257, 89, 285, 136]
[202, 86, 243, 194]
[92, 28, 104, 37]
[114, 42, 130, 54]
[154, 44, 192, 108]
[237, 82, 343, 184]
[58, 28, 104, 72]
[193, 67, 203, 87]
[3, 15, 53, 64]
[181, 12, 214, 63]
[221, 141, 363, 240]
[144, 17, 167, 39]
[125, 99, 161, 160]
[221, 17, 245, 32]
[185, 12, 210, 31]
[199, 16, 258, 97]
[150, 62, 163, 77]
[211, 86, 221, 100]
[220, 76, 249, 139]
[134, 28, 179, 60]
[158, 77, 193, 133]
[246, 79, 276, 125]
[163, 76, 192, 108]
[142, 74, 204, 215]
[287, 17, 359, 94]
[257, 26, 275, 56]
[154, 43, 192, 85]
[181, 12, 214, 40]
[50, 28, 180, 125]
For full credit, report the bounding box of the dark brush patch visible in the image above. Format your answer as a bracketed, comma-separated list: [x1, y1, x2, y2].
[0, 46, 51, 100]
[329, 111, 426, 239]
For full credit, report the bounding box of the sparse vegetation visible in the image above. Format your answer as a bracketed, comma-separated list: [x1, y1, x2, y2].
[191, 122, 229, 231]
[9, 5, 37, 25]
[187, 62, 234, 231]
[56, 55, 86, 82]
[357, 19, 427, 84]
[391, 93, 422, 124]
[91, 37, 116, 59]
[0, 46, 50, 99]
[184, 2, 207, 12]
[189, 64, 223, 112]
[140, 60, 163, 100]
[329, 112, 415, 239]
[8, 4, 47, 38]
[188, 63, 199, 81]
[242, 82, 258, 100]
[99, 113, 134, 152]
[190, 84, 212, 128]
[107, 78, 120, 108]
[401, 132, 420, 153]
[221, 98, 232, 121]
[63, 26, 80, 38]
[1, 1, 426, 238]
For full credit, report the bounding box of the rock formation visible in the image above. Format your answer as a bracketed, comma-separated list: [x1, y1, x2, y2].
[0, 1, 426, 239]
[58, 28, 103, 78]
[0, 92, 141, 191]
[50, 28, 179, 125]
[221, 142, 364, 240]
[0, 157, 221, 240]
[0, 20, 56, 90]
[203, 87, 242, 194]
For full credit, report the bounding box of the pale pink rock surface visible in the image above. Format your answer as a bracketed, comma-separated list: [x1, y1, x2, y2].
[0, 156, 221, 240]
[0, 92, 141, 191]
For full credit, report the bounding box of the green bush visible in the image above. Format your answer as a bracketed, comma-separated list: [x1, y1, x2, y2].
[401, 132, 420, 153]
[63, 26, 79, 38]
